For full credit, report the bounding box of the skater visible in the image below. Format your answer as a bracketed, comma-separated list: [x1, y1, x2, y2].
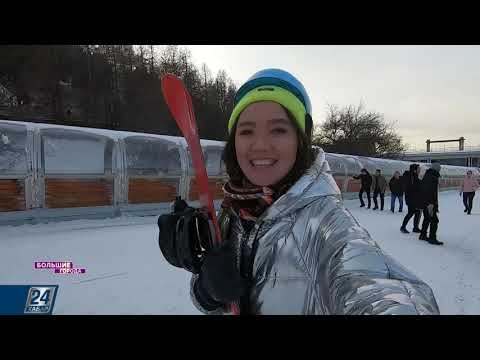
[419, 163, 443, 245]
[352, 169, 372, 208]
[389, 170, 404, 213]
[371, 169, 387, 210]
[459, 170, 478, 215]
[158, 68, 439, 315]
[400, 164, 422, 234]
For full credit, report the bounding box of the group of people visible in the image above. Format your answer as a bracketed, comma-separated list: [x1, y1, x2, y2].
[354, 163, 479, 247]
[353, 168, 402, 212]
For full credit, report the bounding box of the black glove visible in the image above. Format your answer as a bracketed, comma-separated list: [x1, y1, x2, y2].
[193, 238, 247, 310]
[158, 197, 214, 274]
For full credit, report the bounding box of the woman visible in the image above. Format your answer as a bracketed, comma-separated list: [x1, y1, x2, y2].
[459, 170, 479, 215]
[352, 168, 372, 208]
[158, 68, 439, 315]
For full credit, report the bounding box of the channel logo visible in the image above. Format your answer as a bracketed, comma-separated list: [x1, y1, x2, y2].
[0, 285, 59, 315]
[24, 286, 58, 314]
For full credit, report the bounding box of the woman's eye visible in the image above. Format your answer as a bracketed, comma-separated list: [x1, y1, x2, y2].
[238, 129, 253, 136]
[272, 127, 288, 135]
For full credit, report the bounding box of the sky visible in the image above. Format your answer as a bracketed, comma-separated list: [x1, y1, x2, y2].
[181, 45, 480, 152]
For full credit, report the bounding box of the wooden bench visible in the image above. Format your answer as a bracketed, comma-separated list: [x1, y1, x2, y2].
[346, 179, 362, 193]
[189, 178, 226, 201]
[0, 179, 25, 211]
[128, 178, 178, 204]
[45, 178, 113, 208]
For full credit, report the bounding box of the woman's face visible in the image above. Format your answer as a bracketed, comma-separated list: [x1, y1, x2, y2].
[235, 101, 298, 186]
[467, 171, 472, 178]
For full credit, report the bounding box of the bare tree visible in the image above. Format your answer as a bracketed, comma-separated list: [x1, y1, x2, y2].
[159, 45, 182, 76]
[149, 45, 157, 74]
[136, 45, 148, 70]
[313, 102, 407, 158]
[201, 63, 212, 104]
[215, 70, 227, 113]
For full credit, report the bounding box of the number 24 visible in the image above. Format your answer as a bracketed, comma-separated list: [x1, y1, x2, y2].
[31, 289, 50, 305]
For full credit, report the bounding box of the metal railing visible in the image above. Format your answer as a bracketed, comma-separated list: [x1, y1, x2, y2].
[405, 145, 480, 154]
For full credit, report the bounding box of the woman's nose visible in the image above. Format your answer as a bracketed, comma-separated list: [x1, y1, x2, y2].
[249, 134, 270, 151]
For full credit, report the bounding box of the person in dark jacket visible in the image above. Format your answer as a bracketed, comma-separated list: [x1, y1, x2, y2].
[389, 170, 404, 213]
[400, 164, 422, 234]
[372, 169, 387, 210]
[352, 169, 372, 208]
[419, 163, 443, 245]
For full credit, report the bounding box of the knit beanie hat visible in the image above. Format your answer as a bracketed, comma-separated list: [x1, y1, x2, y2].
[228, 68, 313, 138]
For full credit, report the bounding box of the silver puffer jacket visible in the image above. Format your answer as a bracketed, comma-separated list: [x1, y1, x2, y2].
[191, 150, 440, 315]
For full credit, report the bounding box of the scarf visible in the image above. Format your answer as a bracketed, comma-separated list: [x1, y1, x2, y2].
[221, 179, 293, 222]
[221, 181, 273, 221]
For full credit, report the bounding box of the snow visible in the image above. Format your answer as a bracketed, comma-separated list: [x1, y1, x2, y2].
[0, 216, 199, 315]
[0, 190, 478, 314]
[346, 190, 480, 315]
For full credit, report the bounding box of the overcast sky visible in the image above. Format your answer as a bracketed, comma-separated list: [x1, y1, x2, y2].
[182, 45, 480, 151]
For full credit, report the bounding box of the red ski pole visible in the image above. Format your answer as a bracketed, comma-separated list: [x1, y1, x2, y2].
[161, 74, 240, 315]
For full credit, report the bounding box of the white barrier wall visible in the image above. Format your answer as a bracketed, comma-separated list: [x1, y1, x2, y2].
[1, 119, 478, 225]
[0, 122, 29, 212]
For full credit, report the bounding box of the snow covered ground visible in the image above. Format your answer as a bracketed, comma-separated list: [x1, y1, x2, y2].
[0, 216, 199, 315]
[0, 190, 478, 315]
[347, 190, 480, 315]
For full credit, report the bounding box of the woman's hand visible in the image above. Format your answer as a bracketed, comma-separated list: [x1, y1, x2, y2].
[194, 238, 247, 308]
[158, 198, 215, 274]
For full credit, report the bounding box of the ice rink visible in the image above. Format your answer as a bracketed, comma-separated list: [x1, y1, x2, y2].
[0, 190, 478, 315]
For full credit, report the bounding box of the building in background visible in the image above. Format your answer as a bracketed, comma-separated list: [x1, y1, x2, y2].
[402, 148, 480, 168]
